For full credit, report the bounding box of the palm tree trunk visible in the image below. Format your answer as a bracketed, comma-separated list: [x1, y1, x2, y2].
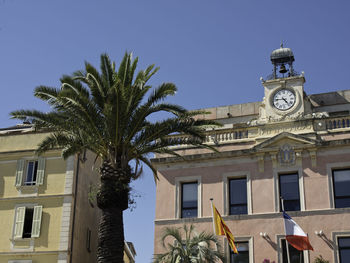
[96, 161, 131, 263]
[97, 206, 125, 263]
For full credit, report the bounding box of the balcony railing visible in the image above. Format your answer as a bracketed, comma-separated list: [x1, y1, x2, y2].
[326, 117, 350, 130]
[166, 128, 250, 148]
[206, 129, 249, 143]
[165, 116, 350, 149]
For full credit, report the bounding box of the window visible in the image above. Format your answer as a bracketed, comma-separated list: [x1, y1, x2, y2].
[223, 171, 251, 215]
[230, 242, 249, 263]
[13, 205, 43, 239]
[281, 239, 304, 263]
[86, 228, 92, 252]
[229, 178, 247, 215]
[338, 237, 350, 263]
[332, 169, 350, 208]
[15, 158, 45, 187]
[22, 208, 34, 238]
[279, 173, 300, 211]
[181, 182, 197, 218]
[24, 161, 38, 185]
[175, 176, 201, 219]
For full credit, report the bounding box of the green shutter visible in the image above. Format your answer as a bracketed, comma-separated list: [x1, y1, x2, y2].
[14, 206, 26, 239]
[15, 159, 25, 187]
[36, 157, 45, 185]
[31, 205, 43, 238]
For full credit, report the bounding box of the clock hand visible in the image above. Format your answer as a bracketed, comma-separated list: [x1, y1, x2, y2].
[275, 98, 287, 102]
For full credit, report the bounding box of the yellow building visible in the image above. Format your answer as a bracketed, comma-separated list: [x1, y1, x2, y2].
[0, 124, 102, 263]
[0, 124, 137, 263]
[123, 241, 136, 263]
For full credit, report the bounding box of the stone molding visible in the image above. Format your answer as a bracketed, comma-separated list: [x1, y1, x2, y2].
[154, 207, 350, 225]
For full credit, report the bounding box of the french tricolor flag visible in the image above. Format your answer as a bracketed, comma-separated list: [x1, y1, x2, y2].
[283, 211, 313, 251]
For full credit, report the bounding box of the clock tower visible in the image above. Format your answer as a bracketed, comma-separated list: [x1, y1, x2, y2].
[258, 44, 312, 122]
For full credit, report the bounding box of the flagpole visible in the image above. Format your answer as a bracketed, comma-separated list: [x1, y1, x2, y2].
[210, 198, 219, 251]
[281, 197, 291, 263]
[210, 198, 216, 235]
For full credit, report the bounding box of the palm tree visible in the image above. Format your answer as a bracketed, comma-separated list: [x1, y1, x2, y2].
[10, 53, 219, 263]
[153, 224, 225, 263]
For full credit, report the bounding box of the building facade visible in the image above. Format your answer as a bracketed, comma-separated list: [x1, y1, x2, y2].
[124, 241, 136, 263]
[152, 46, 350, 262]
[0, 125, 101, 263]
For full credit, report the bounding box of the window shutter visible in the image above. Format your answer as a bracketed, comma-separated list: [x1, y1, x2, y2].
[14, 206, 26, 239]
[36, 157, 45, 185]
[31, 205, 43, 238]
[15, 159, 25, 187]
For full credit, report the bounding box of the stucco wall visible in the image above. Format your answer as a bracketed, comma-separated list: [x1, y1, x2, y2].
[0, 156, 67, 198]
[0, 198, 64, 252]
[0, 132, 50, 153]
[70, 151, 101, 263]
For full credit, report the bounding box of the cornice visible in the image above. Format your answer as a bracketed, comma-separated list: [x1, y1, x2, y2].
[151, 135, 350, 165]
[0, 193, 73, 202]
[154, 207, 350, 225]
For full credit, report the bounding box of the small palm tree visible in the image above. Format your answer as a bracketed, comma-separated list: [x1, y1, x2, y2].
[313, 255, 329, 263]
[11, 53, 218, 263]
[153, 225, 225, 263]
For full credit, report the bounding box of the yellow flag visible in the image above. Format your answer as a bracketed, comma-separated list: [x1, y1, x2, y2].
[212, 203, 238, 254]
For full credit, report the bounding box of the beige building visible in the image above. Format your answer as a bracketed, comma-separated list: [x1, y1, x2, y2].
[0, 125, 136, 263]
[152, 46, 350, 263]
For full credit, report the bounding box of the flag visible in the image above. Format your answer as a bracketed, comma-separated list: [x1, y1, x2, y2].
[212, 203, 238, 254]
[283, 211, 313, 251]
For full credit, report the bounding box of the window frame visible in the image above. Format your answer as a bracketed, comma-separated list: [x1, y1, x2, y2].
[228, 177, 248, 215]
[223, 171, 252, 215]
[175, 176, 201, 219]
[278, 172, 301, 212]
[12, 204, 43, 240]
[22, 207, 34, 238]
[274, 167, 305, 212]
[327, 162, 350, 209]
[338, 236, 350, 263]
[281, 239, 304, 263]
[227, 236, 253, 263]
[15, 157, 45, 188]
[23, 160, 38, 186]
[332, 231, 350, 263]
[330, 168, 350, 209]
[180, 182, 198, 218]
[277, 234, 309, 263]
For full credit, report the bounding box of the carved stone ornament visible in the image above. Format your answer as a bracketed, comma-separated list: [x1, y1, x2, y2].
[278, 144, 295, 166]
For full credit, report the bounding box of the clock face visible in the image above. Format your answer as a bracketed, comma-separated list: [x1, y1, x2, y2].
[273, 89, 296, 110]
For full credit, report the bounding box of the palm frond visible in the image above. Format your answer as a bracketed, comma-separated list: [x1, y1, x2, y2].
[154, 225, 225, 263]
[10, 51, 220, 179]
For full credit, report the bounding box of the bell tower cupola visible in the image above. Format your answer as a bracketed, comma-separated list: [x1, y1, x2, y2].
[270, 43, 297, 79]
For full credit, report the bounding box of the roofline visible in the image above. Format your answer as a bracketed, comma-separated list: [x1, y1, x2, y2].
[0, 124, 33, 132]
[198, 88, 350, 113]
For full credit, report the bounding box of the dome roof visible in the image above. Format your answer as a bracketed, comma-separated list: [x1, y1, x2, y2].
[270, 47, 295, 64]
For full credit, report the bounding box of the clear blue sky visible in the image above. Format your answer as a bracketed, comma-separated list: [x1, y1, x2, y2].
[1, 1, 350, 262]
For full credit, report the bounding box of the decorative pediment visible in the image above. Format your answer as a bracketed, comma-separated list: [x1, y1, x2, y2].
[253, 132, 318, 152]
[252, 132, 319, 171]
